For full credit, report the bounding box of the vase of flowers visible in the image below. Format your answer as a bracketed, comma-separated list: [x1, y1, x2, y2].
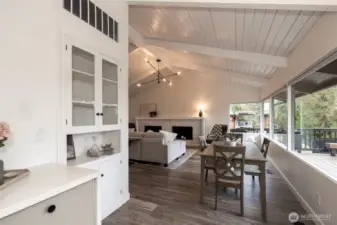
[0, 122, 10, 185]
[0, 122, 10, 148]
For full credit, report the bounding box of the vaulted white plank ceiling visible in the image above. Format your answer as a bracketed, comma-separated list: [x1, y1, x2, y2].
[129, 6, 324, 88]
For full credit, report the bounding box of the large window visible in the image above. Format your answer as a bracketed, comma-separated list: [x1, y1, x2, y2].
[229, 103, 260, 132]
[294, 85, 337, 152]
[272, 89, 288, 147]
[263, 101, 270, 134]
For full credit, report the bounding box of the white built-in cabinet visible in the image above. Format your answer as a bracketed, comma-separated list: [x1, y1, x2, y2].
[77, 154, 122, 219]
[64, 38, 121, 134]
[62, 37, 125, 220]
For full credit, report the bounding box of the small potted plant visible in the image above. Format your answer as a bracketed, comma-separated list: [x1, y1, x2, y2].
[0, 122, 10, 148]
[0, 122, 10, 185]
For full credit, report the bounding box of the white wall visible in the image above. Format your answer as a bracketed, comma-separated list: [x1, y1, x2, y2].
[0, 0, 60, 169]
[0, 0, 129, 203]
[129, 71, 261, 133]
[267, 140, 337, 225]
[262, 12, 337, 99]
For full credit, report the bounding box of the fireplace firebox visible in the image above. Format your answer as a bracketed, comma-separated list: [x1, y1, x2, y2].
[172, 126, 193, 140]
[144, 125, 162, 132]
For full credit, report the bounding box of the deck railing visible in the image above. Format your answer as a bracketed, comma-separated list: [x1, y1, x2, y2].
[295, 128, 337, 153]
[230, 128, 337, 153]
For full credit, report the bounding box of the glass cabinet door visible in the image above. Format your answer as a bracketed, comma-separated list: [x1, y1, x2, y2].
[71, 46, 96, 127]
[102, 59, 118, 125]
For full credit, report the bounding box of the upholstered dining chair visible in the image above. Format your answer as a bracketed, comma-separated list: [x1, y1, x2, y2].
[244, 138, 270, 180]
[213, 143, 246, 215]
[199, 136, 215, 183]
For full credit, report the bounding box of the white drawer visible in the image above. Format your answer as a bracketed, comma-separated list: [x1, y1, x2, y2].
[1, 180, 97, 225]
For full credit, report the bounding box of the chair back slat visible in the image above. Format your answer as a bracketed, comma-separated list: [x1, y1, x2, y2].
[213, 143, 246, 182]
[260, 138, 270, 158]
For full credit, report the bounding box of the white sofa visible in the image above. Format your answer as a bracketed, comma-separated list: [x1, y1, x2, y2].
[129, 132, 186, 166]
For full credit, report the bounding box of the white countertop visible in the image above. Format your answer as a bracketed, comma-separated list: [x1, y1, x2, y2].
[0, 163, 99, 219]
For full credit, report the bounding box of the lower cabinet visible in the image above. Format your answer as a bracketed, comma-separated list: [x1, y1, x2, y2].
[2, 180, 96, 225]
[79, 154, 122, 219]
[100, 155, 122, 219]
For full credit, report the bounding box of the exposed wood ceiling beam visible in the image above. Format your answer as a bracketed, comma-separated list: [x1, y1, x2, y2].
[145, 38, 288, 68]
[129, 26, 173, 69]
[129, 25, 267, 87]
[129, 26, 144, 47]
[128, 0, 337, 11]
[172, 60, 267, 87]
[129, 43, 139, 54]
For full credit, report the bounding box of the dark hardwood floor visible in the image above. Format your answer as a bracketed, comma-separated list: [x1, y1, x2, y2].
[103, 155, 313, 225]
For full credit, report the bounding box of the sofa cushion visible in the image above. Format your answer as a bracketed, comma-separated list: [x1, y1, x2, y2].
[142, 132, 163, 138]
[129, 131, 143, 138]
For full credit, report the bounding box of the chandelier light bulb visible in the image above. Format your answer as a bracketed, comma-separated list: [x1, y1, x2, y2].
[137, 83, 141, 87]
[168, 81, 172, 86]
[177, 71, 181, 75]
[162, 78, 167, 82]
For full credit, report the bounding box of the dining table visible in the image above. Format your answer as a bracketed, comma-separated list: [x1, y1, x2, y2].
[199, 141, 268, 221]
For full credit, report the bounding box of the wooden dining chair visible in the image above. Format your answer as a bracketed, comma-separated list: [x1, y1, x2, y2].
[244, 138, 270, 180]
[199, 136, 215, 183]
[213, 143, 246, 215]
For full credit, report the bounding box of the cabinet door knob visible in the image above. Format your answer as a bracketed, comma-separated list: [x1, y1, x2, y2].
[96, 113, 100, 116]
[100, 113, 104, 116]
[101, 174, 104, 177]
[47, 205, 56, 213]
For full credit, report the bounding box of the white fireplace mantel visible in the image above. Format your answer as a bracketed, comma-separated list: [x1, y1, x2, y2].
[135, 117, 206, 147]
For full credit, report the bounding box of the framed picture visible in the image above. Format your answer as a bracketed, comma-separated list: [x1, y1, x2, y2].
[67, 135, 76, 160]
[139, 103, 157, 117]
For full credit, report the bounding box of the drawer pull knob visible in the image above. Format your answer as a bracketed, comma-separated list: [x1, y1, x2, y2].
[47, 205, 56, 213]
[101, 174, 104, 177]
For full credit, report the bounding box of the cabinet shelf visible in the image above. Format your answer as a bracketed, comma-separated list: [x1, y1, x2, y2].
[66, 42, 120, 131]
[73, 100, 95, 108]
[102, 103, 118, 108]
[103, 78, 117, 84]
[72, 69, 95, 77]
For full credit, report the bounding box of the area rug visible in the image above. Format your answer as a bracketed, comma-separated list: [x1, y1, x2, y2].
[166, 148, 198, 170]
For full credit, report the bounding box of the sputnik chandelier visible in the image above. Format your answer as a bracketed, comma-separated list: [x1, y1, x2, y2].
[136, 59, 181, 87]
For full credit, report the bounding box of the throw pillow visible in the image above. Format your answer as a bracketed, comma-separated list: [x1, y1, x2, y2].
[159, 130, 177, 145]
[226, 137, 242, 145]
[129, 128, 135, 132]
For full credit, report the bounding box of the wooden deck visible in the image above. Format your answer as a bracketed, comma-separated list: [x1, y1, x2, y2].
[103, 154, 313, 225]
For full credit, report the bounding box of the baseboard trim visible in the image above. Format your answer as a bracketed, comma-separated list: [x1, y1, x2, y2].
[268, 156, 325, 225]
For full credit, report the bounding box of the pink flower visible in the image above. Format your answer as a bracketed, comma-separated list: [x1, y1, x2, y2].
[0, 122, 10, 139]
